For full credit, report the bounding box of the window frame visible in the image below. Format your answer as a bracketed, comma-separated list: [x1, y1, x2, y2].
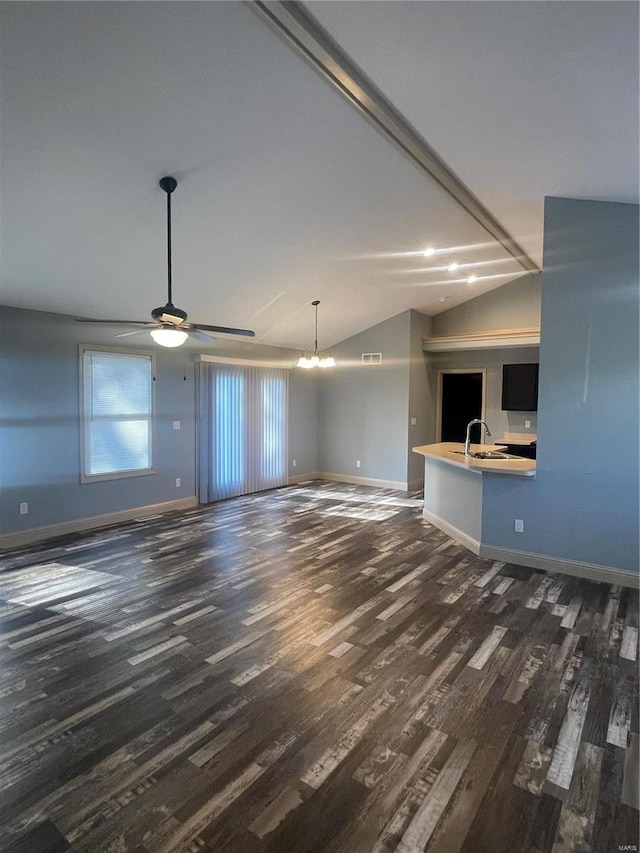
[79, 344, 157, 484]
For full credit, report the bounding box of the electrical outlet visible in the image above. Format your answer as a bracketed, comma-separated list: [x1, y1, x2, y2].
[514, 519, 524, 533]
[292, 459, 297, 468]
[525, 420, 531, 429]
[410, 417, 417, 426]
[356, 460, 361, 468]
[175, 478, 181, 488]
[19, 502, 28, 515]
[173, 420, 181, 430]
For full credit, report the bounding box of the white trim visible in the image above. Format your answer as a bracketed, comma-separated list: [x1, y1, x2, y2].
[288, 471, 321, 484]
[0, 497, 199, 552]
[478, 544, 639, 589]
[422, 508, 482, 555]
[315, 472, 411, 491]
[289, 473, 423, 492]
[435, 368, 487, 443]
[424, 328, 540, 352]
[196, 354, 295, 370]
[288, 472, 412, 490]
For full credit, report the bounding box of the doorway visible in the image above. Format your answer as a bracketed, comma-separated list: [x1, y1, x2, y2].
[436, 369, 487, 444]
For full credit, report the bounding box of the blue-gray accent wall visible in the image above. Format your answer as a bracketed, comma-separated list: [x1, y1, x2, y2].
[0, 306, 318, 536]
[315, 308, 433, 487]
[482, 198, 639, 573]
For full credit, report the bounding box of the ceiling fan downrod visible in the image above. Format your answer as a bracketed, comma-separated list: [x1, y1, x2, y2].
[154, 176, 186, 323]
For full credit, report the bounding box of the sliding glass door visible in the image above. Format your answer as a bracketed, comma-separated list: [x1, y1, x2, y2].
[196, 361, 288, 502]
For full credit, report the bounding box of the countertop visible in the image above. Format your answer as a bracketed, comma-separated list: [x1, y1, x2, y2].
[494, 432, 537, 446]
[412, 442, 536, 477]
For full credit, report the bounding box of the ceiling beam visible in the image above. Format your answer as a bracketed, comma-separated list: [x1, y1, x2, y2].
[250, 0, 541, 275]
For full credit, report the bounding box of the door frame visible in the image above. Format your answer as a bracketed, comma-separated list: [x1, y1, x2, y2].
[435, 368, 488, 443]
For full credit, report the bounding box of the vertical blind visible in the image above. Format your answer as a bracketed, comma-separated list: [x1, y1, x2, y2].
[82, 350, 153, 477]
[196, 361, 288, 502]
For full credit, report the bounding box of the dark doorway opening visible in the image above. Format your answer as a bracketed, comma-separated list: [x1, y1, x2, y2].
[439, 371, 485, 443]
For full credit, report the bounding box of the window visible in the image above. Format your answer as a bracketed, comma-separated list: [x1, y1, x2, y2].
[80, 346, 154, 482]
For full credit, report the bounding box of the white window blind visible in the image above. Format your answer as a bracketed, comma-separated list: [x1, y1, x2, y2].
[81, 349, 154, 480]
[197, 362, 288, 502]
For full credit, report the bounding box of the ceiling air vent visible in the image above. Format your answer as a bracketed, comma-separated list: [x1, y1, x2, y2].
[361, 352, 382, 365]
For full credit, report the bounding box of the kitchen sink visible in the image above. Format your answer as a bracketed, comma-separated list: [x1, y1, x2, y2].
[452, 450, 521, 460]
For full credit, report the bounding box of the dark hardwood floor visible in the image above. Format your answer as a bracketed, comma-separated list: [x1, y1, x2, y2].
[0, 481, 637, 852]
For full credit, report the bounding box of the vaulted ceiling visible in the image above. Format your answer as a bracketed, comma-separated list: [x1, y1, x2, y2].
[1, 2, 637, 349]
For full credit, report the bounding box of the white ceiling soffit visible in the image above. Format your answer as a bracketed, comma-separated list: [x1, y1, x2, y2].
[305, 0, 640, 268]
[0, 3, 591, 351]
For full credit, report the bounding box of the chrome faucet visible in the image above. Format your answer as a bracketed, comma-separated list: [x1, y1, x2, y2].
[464, 419, 491, 456]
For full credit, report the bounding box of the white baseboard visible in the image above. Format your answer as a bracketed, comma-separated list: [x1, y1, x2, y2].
[422, 509, 481, 555]
[0, 497, 199, 551]
[478, 544, 639, 589]
[289, 472, 413, 491]
[288, 472, 322, 485]
[315, 472, 412, 491]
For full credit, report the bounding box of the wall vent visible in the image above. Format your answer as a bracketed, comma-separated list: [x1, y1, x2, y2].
[361, 352, 382, 365]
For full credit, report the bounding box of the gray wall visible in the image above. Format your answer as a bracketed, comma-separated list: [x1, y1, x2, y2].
[408, 310, 434, 483]
[431, 273, 541, 336]
[482, 198, 639, 573]
[317, 310, 413, 484]
[0, 305, 318, 535]
[289, 369, 318, 475]
[424, 461, 482, 542]
[428, 347, 540, 442]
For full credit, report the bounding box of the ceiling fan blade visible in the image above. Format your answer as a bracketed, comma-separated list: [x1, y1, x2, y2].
[188, 329, 217, 343]
[114, 328, 158, 338]
[188, 322, 255, 337]
[75, 318, 152, 326]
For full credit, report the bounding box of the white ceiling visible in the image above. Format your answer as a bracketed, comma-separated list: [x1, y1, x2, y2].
[307, 0, 640, 267]
[1, 2, 637, 350]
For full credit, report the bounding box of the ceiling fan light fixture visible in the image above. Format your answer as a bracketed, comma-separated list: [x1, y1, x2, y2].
[150, 327, 189, 348]
[297, 300, 336, 369]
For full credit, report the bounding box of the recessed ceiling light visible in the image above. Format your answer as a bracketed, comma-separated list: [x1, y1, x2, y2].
[467, 274, 478, 283]
[439, 296, 452, 303]
[424, 247, 436, 257]
[448, 262, 459, 272]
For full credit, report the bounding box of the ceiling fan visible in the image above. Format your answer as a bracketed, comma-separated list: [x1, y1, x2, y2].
[76, 176, 255, 347]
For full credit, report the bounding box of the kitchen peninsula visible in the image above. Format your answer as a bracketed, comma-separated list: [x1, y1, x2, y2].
[412, 442, 535, 558]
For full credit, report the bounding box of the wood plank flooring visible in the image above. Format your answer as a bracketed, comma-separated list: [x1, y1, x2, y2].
[0, 480, 637, 852]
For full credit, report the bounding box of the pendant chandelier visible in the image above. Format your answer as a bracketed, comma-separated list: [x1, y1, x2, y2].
[297, 300, 336, 369]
